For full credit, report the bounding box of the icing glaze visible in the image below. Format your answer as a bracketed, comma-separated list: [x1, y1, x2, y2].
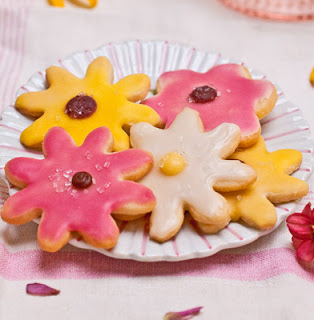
[199, 137, 309, 231]
[130, 108, 257, 242]
[142, 64, 277, 147]
[16, 57, 160, 151]
[159, 151, 186, 176]
[1, 126, 156, 252]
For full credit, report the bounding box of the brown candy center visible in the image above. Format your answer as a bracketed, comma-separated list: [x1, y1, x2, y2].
[72, 171, 93, 189]
[65, 94, 97, 119]
[189, 85, 217, 103]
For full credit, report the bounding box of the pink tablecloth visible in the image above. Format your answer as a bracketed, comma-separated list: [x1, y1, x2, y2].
[0, 1, 313, 319]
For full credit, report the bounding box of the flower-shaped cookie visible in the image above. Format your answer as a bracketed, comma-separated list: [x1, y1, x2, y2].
[16, 57, 160, 151]
[199, 137, 309, 232]
[130, 108, 257, 242]
[1, 127, 156, 252]
[143, 64, 277, 147]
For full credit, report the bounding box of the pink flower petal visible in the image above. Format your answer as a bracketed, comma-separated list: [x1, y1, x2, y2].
[287, 223, 313, 240]
[296, 239, 314, 262]
[292, 236, 303, 249]
[301, 202, 312, 217]
[164, 307, 203, 320]
[286, 213, 313, 225]
[311, 208, 314, 221]
[26, 283, 60, 296]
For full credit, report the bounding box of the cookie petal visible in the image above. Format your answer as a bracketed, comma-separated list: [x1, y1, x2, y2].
[113, 74, 150, 102]
[85, 56, 113, 84]
[1, 188, 42, 224]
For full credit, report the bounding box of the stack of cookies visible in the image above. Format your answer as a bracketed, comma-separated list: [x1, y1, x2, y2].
[0, 56, 309, 252]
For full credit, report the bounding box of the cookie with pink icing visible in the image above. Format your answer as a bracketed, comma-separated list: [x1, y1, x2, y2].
[130, 108, 257, 242]
[143, 64, 277, 148]
[1, 126, 156, 252]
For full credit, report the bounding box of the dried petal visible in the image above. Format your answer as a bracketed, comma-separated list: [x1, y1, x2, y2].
[296, 239, 314, 262]
[26, 283, 60, 296]
[164, 307, 203, 320]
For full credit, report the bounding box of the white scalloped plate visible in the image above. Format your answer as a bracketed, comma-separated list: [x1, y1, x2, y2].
[0, 40, 313, 261]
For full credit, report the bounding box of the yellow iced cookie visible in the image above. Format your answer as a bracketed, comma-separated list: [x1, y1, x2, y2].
[15, 57, 160, 151]
[199, 137, 309, 231]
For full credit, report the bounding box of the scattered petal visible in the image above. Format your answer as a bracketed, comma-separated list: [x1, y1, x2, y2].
[26, 283, 60, 296]
[164, 307, 203, 320]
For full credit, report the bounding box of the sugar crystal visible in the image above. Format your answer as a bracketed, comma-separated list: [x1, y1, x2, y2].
[103, 161, 110, 168]
[84, 151, 93, 160]
[104, 182, 111, 189]
[97, 187, 105, 194]
[95, 164, 102, 171]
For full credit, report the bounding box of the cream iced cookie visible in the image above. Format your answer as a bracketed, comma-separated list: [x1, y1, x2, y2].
[130, 108, 257, 242]
[15, 57, 160, 151]
[1, 126, 156, 252]
[142, 64, 277, 148]
[198, 137, 309, 232]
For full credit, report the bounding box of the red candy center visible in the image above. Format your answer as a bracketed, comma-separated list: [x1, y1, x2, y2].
[65, 94, 97, 119]
[189, 85, 217, 103]
[72, 171, 93, 189]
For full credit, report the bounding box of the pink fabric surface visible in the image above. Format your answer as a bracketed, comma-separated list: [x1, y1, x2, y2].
[1, 242, 314, 281]
[0, 0, 313, 284]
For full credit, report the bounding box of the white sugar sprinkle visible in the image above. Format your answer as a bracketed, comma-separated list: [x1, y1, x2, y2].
[55, 186, 64, 193]
[97, 187, 105, 194]
[103, 161, 110, 168]
[84, 151, 93, 160]
[104, 182, 111, 189]
[95, 164, 102, 171]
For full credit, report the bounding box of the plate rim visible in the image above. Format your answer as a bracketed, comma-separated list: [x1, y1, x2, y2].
[0, 39, 313, 262]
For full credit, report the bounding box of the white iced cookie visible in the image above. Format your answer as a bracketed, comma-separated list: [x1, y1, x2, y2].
[130, 108, 256, 242]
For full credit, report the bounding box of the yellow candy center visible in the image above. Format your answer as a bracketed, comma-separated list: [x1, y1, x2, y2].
[159, 152, 186, 176]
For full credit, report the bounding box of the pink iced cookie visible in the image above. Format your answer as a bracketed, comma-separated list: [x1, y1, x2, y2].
[143, 64, 277, 147]
[1, 127, 155, 252]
